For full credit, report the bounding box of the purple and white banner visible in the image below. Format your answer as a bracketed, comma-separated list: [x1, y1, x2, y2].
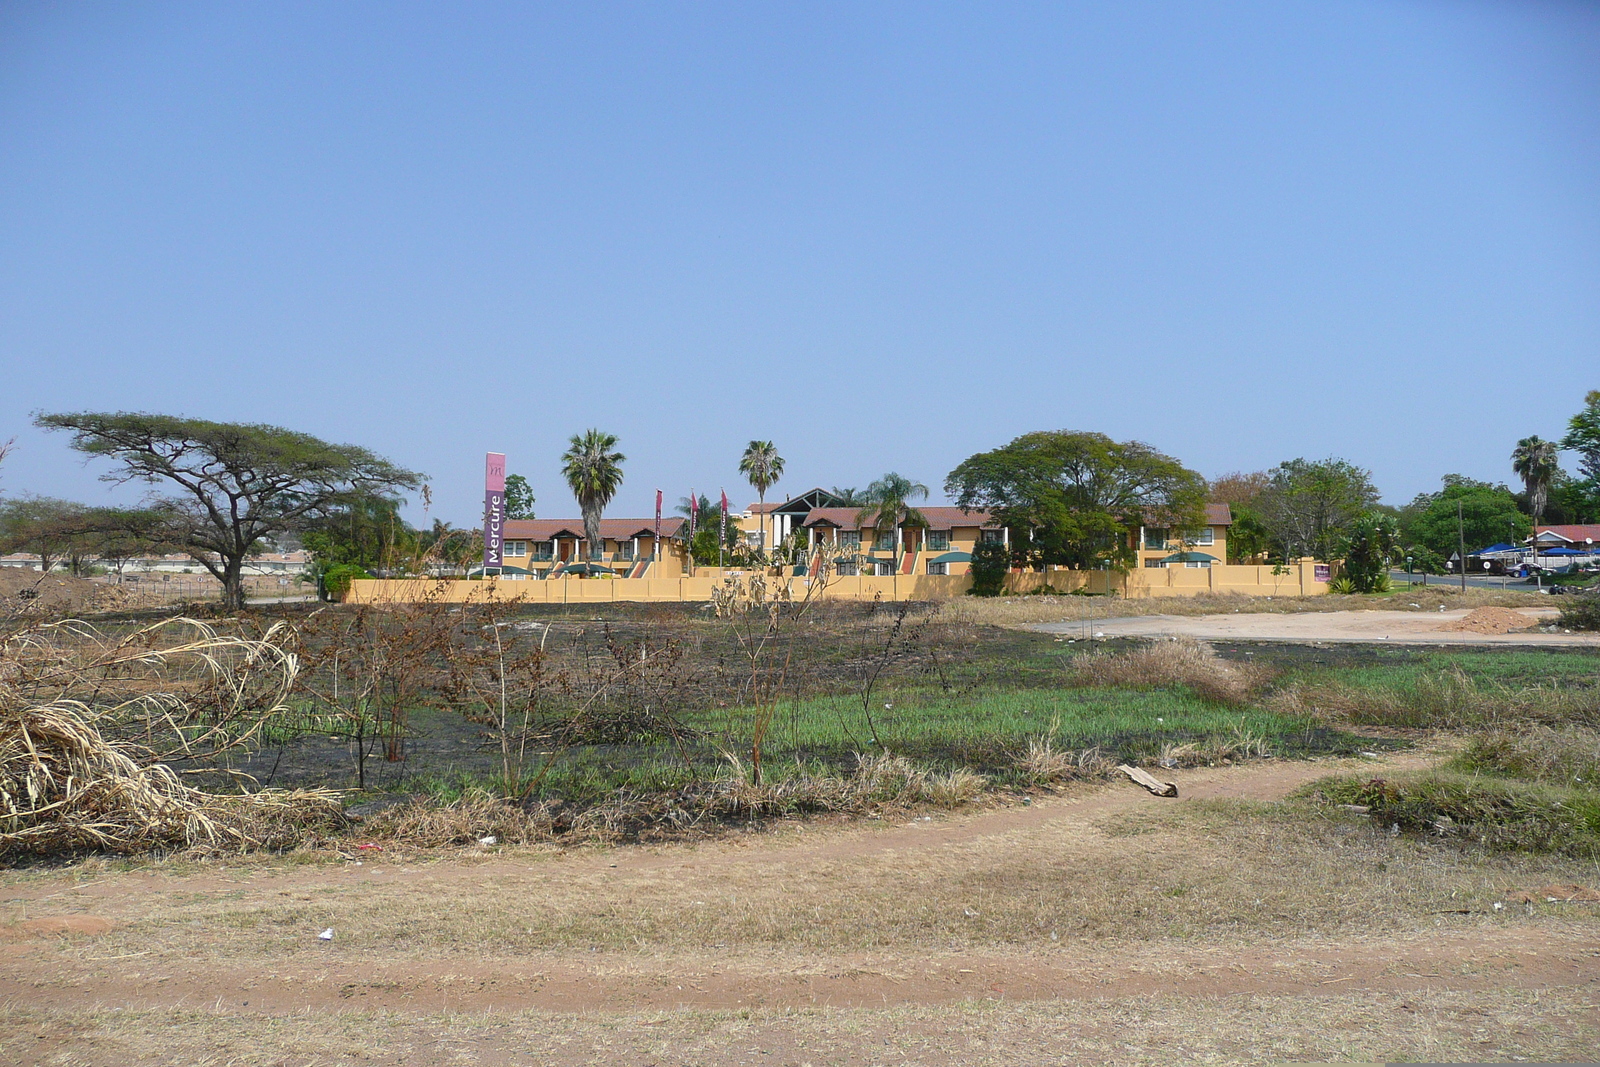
[483, 452, 506, 571]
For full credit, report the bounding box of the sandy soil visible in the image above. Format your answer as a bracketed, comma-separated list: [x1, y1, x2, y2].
[1033, 606, 1596, 646]
[2, 750, 1597, 1064]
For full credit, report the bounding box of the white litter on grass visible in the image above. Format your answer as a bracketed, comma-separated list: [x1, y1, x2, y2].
[318, 929, 334, 941]
[479, 835, 498, 846]
[1493, 902, 1505, 912]
[1094, 631, 1105, 638]
[963, 908, 979, 918]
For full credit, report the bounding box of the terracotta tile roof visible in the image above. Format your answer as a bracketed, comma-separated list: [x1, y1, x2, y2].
[503, 518, 686, 540]
[802, 506, 995, 530]
[1535, 525, 1600, 544]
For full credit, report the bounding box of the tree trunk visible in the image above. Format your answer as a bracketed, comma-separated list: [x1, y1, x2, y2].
[221, 556, 246, 612]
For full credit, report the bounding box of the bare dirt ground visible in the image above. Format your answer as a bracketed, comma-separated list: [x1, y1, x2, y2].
[3, 749, 1598, 1065]
[1032, 606, 1596, 647]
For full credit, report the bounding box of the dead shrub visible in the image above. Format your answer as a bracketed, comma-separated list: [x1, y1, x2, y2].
[1072, 636, 1267, 705]
[360, 788, 554, 847]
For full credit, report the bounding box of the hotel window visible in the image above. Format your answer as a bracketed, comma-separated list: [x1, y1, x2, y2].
[927, 561, 948, 576]
[839, 530, 861, 549]
[874, 530, 894, 552]
[616, 542, 634, 560]
[980, 529, 1005, 544]
[533, 541, 553, 559]
[927, 529, 950, 551]
[835, 560, 859, 576]
[1143, 528, 1168, 549]
[1184, 560, 1211, 568]
[874, 560, 895, 576]
[505, 541, 527, 558]
[1184, 528, 1215, 546]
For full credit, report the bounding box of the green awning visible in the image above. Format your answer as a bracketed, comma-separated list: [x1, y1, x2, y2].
[928, 551, 972, 564]
[1157, 552, 1217, 564]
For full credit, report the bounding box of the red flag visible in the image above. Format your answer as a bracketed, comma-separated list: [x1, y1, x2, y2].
[720, 489, 729, 542]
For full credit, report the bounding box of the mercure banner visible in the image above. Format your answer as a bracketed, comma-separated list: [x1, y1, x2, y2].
[484, 452, 506, 571]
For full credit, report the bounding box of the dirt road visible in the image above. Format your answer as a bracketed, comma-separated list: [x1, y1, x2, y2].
[1034, 606, 1599, 646]
[2, 750, 1597, 1065]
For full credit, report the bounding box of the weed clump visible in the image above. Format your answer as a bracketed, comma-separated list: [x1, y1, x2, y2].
[1558, 593, 1600, 632]
[1072, 637, 1269, 706]
[1270, 667, 1600, 731]
[1301, 772, 1600, 856]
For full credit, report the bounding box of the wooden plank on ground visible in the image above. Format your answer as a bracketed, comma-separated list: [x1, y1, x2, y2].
[1117, 764, 1178, 797]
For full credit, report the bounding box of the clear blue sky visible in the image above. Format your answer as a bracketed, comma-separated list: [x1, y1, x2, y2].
[2, 1, 1596, 525]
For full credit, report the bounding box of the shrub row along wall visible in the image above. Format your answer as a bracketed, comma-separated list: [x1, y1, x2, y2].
[346, 560, 1327, 605]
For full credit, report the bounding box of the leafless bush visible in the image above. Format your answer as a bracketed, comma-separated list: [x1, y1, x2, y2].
[1072, 636, 1268, 706]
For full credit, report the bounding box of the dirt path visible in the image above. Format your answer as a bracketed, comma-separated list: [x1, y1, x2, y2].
[3, 750, 1597, 1064]
[1034, 606, 1597, 646]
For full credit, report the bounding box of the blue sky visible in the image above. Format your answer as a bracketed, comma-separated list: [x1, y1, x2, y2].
[2, 1, 1596, 525]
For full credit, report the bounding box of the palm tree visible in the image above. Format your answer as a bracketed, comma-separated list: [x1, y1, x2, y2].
[1512, 435, 1561, 528]
[561, 429, 625, 562]
[857, 472, 930, 570]
[829, 486, 862, 507]
[738, 440, 784, 552]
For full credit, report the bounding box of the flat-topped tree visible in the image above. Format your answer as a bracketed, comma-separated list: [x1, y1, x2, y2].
[35, 412, 423, 610]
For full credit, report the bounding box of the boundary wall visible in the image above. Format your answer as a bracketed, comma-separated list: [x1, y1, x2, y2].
[346, 559, 1327, 605]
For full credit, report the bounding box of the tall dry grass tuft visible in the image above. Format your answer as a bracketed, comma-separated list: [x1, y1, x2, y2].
[0, 616, 344, 856]
[1017, 737, 1113, 785]
[1072, 636, 1268, 705]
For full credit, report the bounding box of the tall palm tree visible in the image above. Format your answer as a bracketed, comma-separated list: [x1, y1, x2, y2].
[1512, 435, 1560, 528]
[829, 486, 862, 506]
[561, 429, 625, 562]
[738, 440, 784, 552]
[857, 472, 930, 569]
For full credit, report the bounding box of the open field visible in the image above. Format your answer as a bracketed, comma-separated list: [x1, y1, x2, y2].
[3, 752, 1599, 1065]
[4, 598, 1600, 1063]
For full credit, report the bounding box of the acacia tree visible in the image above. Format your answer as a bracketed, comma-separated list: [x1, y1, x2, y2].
[945, 431, 1205, 569]
[738, 441, 784, 552]
[0, 496, 87, 573]
[857, 472, 930, 570]
[1561, 391, 1600, 482]
[35, 413, 422, 610]
[1254, 458, 1380, 562]
[560, 429, 624, 562]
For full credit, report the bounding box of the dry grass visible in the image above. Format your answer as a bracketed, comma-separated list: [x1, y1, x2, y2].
[1454, 724, 1600, 787]
[1071, 635, 1270, 705]
[361, 755, 991, 846]
[67, 783, 1600, 960]
[4, 985, 1596, 1067]
[948, 584, 1552, 627]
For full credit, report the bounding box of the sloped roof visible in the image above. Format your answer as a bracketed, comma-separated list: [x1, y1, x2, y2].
[1536, 525, 1600, 544]
[1141, 503, 1233, 527]
[503, 517, 687, 541]
[802, 506, 996, 530]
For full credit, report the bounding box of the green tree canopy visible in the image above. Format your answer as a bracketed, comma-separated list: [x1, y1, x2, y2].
[1400, 477, 1530, 562]
[944, 431, 1205, 570]
[301, 492, 417, 576]
[35, 412, 422, 609]
[504, 474, 536, 520]
[1254, 458, 1380, 562]
[0, 496, 88, 573]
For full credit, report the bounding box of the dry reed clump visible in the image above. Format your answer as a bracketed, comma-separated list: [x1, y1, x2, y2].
[0, 616, 346, 857]
[0, 699, 344, 856]
[1071, 636, 1268, 705]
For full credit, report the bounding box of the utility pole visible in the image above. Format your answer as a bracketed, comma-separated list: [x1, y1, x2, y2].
[1458, 500, 1466, 593]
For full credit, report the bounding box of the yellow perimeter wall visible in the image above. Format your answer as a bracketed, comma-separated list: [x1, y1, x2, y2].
[347, 559, 1328, 605]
